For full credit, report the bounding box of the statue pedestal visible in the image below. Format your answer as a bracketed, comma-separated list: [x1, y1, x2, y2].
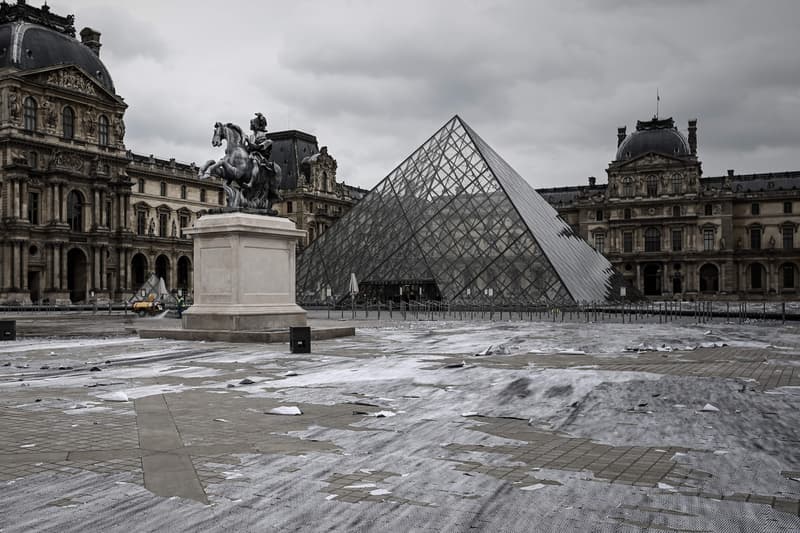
[181, 212, 307, 331]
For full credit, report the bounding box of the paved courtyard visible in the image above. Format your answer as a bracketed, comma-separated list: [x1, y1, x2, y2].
[1, 312, 800, 531]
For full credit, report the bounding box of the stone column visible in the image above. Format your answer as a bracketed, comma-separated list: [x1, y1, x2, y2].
[8, 180, 16, 219]
[21, 241, 28, 290]
[60, 244, 68, 291]
[9, 242, 17, 289]
[20, 180, 28, 220]
[60, 184, 67, 223]
[2, 242, 10, 290]
[124, 195, 130, 229]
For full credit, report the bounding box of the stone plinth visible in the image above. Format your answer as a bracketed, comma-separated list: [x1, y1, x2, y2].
[181, 212, 307, 331]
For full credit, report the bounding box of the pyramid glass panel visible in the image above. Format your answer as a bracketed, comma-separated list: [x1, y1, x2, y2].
[297, 116, 623, 305]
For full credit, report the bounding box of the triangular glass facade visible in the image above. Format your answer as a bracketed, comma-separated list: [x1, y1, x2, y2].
[297, 116, 622, 305]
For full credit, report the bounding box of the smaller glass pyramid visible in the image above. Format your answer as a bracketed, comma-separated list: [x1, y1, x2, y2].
[297, 116, 623, 305]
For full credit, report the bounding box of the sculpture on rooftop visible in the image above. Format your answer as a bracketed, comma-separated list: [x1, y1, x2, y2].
[199, 113, 282, 214]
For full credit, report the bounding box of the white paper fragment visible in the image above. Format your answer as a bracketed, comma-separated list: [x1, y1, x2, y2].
[214, 418, 229, 423]
[100, 391, 129, 402]
[371, 410, 396, 418]
[359, 469, 373, 474]
[343, 483, 376, 489]
[671, 453, 688, 461]
[699, 403, 719, 412]
[369, 488, 391, 496]
[223, 471, 244, 480]
[657, 482, 677, 491]
[20, 444, 36, 448]
[713, 450, 729, 455]
[520, 483, 546, 491]
[267, 406, 302, 416]
[325, 494, 338, 500]
[284, 371, 298, 377]
[461, 412, 479, 417]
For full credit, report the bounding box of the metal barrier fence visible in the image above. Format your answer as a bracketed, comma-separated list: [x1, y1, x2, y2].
[303, 299, 798, 325]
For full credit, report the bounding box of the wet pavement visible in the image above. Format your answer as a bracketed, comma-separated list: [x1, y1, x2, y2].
[1, 312, 799, 531]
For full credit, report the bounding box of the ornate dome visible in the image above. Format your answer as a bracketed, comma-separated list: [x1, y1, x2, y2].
[0, 2, 114, 92]
[615, 117, 690, 162]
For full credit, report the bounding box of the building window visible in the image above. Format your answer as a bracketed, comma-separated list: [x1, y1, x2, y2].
[622, 177, 633, 198]
[704, 203, 712, 216]
[703, 228, 715, 251]
[784, 224, 794, 250]
[671, 229, 682, 251]
[138, 178, 145, 193]
[28, 191, 39, 224]
[672, 205, 681, 217]
[750, 264, 763, 289]
[750, 226, 761, 250]
[646, 175, 658, 197]
[594, 233, 605, 254]
[623, 232, 633, 253]
[671, 175, 681, 194]
[783, 263, 796, 289]
[784, 202, 793, 214]
[287, 201, 293, 214]
[595, 210, 603, 221]
[136, 210, 147, 235]
[62, 106, 75, 139]
[218, 190, 224, 205]
[23, 97, 37, 131]
[180, 185, 187, 200]
[644, 227, 661, 252]
[200, 189, 207, 202]
[67, 190, 83, 232]
[179, 214, 189, 237]
[160, 181, 167, 196]
[98, 115, 109, 145]
[105, 200, 112, 228]
[751, 203, 760, 215]
[623, 207, 631, 220]
[159, 213, 168, 237]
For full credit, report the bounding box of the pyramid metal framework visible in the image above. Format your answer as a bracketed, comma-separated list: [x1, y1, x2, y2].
[296, 116, 622, 305]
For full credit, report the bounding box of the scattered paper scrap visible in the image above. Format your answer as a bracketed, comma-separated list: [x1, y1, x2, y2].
[267, 406, 302, 416]
[461, 412, 479, 417]
[325, 494, 338, 500]
[100, 391, 129, 402]
[699, 403, 720, 412]
[520, 483, 546, 491]
[369, 488, 391, 496]
[372, 410, 396, 418]
[343, 483, 376, 489]
[284, 371, 298, 377]
[657, 482, 677, 492]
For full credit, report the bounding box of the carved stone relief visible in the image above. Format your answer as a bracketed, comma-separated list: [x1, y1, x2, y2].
[46, 69, 97, 97]
[51, 151, 84, 171]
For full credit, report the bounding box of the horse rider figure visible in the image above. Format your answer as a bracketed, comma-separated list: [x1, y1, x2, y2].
[245, 113, 273, 175]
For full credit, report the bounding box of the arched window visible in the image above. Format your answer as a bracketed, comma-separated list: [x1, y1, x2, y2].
[671, 175, 682, 194]
[623, 207, 631, 220]
[67, 190, 83, 232]
[180, 185, 187, 200]
[644, 227, 661, 252]
[750, 263, 764, 290]
[138, 178, 145, 193]
[62, 106, 75, 139]
[160, 181, 167, 196]
[622, 177, 633, 198]
[98, 115, 109, 145]
[23, 97, 37, 131]
[672, 205, 681, 217]
[704, 203, 713, 216]
[646, 175, 659, 197]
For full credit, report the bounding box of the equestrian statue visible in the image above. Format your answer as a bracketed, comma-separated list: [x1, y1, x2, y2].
[199, 112, 282, 214]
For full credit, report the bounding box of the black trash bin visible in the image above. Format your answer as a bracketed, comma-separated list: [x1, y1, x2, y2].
[289, 326, 311, 353]
[0, 320, 16, 341]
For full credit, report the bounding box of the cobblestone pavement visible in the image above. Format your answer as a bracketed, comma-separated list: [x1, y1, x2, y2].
[0, 315, 799, 531]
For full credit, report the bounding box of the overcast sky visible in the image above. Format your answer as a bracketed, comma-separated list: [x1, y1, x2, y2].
[59, 0, 800, 190]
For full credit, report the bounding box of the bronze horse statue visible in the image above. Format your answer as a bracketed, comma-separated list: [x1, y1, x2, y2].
[199, 122, 281, 213]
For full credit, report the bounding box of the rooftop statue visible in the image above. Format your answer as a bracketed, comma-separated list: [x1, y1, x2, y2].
[199, 113, 282, 215]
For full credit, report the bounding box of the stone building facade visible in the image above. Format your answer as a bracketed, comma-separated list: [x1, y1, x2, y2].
[538, 116, 799, 300]
[0, 2, 223, 304]
[268, 130, 367, 250]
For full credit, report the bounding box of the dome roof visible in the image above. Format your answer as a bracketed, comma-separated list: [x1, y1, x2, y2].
[615, 117, 689, 161]
[0, 20, 114, 93]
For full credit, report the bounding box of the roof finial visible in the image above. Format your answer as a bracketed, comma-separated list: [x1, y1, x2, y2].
[655, 88, 660, 120]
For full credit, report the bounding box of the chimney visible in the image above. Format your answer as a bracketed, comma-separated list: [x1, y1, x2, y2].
[80, 27, 101, 57]
[588, 176, 596, 187]
[617, 126, 626, 147]
[687, 119, 697, 155]
[727, 169, 734, 177]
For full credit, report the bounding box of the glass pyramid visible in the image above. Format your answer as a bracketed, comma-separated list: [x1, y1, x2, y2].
[297, 116, 622, 305]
